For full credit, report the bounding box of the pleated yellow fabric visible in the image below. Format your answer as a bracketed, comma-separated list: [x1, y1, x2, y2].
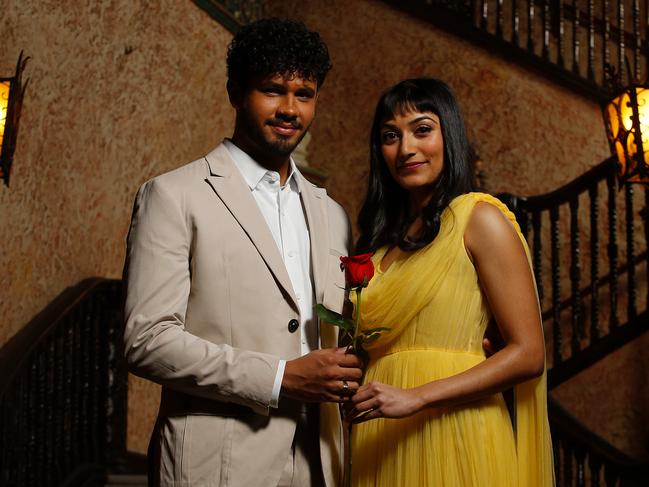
[351, 192, 554, 487]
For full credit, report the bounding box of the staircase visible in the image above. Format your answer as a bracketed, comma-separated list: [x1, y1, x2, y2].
[500, 158, 649, 486]
[383, 0, 649, 100]
[0, 279, 137, 486]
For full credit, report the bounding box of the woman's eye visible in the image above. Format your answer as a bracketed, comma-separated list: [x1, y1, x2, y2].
[381, 132, 398, 144]
[415, 125, 433, 135]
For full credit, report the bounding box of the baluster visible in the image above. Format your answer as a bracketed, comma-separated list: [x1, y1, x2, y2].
[36, 347, 47, 486]
[607, 173, 619, 328]
[17, 381, 28, 486]
[0, 392, 15, 485]
[27, 361, 37, 486]
[528, 0, 536, 52]
[603, 0, 610, 85]
[80, 306, 92, 463]
[588, 0, 596, 80]
[54, 326, 65, 482]
[88, 294, 100, 461]
[575, 447, 587, 486]
[0, 400, 5, 484]
[618, 0, 626, 84]
[589, 185, 600, 341]
[645, 188, 649, 311]
[71, 308, 82, 466]
[589, 454, 602, 487]
[97, 291, 110, 464]
[551, 206, 563, 364]
[542, 0, 550, 59]
[553, 435, 562, 486]
[63, 321, 73, 474]
[625, 184, 638, 318]
[604, 463, 620, 486]
[570, 196, 583, 353]
[643, 0, 649, 82]
[497, 0, 504, 38]
[633, 0, 641, 79]
[564, 442, 574, 486]
[558, 0, 566, 67]
[104, 289, 117, 467]
[533, 210, 545, 303]
[573, 0, 582, 74]
[481, 0, 489, 30]
[513, 0, 520, 46]
[520, 207, 530, 240]
[45, 339, 56, 479]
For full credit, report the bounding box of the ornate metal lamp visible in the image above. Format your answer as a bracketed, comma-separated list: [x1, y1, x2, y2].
[0, 51, 29, 187]
[602, 82, 649, 184]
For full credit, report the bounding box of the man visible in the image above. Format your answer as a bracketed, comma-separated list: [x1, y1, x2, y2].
[123, 18, 361, 487]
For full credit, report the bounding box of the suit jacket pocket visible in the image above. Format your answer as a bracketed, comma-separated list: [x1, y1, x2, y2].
[179, 415, 231, 485]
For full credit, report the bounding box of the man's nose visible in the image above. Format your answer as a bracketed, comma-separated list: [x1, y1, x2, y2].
[277, 96, 298, 119]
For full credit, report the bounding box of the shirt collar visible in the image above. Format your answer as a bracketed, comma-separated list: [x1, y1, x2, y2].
[224, 139, 302, 192]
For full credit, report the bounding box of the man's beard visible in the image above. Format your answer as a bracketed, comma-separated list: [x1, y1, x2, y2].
[242, 111, 310, 158]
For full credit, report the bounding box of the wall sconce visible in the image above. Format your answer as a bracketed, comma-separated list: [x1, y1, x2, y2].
[602, 82, 649, 185]
[1, 51, 29, 187]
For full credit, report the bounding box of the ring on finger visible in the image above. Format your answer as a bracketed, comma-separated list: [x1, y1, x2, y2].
[341, 380, 349, 395]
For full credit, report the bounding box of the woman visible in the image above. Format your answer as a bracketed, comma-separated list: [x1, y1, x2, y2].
[347, 78, 554, 486]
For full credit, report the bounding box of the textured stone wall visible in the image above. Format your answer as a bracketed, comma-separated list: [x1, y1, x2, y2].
[0, 0, 234, 453]
[267, 0, 647, 461]
[267, 0, 611, 228]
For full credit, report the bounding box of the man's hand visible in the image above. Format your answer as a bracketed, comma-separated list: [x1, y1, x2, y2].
[483, 319, 504, 357]
[281, 348, 363, 403]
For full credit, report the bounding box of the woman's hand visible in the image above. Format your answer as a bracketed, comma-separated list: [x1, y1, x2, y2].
[345, 381, 425, 423]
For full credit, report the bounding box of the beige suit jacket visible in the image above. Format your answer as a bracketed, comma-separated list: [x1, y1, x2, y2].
[123, 143, 351, 486]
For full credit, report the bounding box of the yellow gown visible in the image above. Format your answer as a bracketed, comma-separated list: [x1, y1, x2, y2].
[351, 193, 554, 487]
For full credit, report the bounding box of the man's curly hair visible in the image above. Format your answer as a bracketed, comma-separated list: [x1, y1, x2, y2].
[227, 18, 332, 89]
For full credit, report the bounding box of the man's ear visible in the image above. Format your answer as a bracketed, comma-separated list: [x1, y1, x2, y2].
[227, 80, 243, 108]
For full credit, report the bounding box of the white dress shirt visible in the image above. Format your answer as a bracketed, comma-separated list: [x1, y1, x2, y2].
[224, 139, 318, 408]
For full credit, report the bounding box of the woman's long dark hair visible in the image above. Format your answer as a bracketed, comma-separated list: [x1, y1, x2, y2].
[356, 78, 477, 254]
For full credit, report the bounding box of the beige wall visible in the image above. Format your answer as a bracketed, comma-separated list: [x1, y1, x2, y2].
[0, 0, 234, 452]
[1, 0, 645, 459]
[266, 0, 647, 461]
[268, 0, 611, 226]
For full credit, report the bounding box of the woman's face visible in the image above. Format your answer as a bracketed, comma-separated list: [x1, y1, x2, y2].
[379, 109, 444, 204]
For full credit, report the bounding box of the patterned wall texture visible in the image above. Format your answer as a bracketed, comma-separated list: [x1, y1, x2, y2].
[1, 0, 645, 459]
[267, 0, 611, 227]
[0, 0, 235, 453]
[265, 0, 647, 461]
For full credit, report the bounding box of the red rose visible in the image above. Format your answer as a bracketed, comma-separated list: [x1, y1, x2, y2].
[340, 252, 374, 288]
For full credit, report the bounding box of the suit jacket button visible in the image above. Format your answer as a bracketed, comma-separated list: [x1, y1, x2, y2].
[287, 319, 299, 333]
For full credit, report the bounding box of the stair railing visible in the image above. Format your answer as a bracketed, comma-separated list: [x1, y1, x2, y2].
[549, 396, 649, 486]
[500, 157, 649, 388]
[0, 278, 127, 487]
[384, 0, 649, 100]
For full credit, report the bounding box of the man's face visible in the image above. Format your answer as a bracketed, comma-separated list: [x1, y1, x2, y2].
[233, 73, 318, 161]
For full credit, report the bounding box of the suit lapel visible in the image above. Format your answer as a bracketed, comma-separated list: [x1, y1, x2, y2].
[301, 180, 339, 349]
[203, 144, 299, 312]
[299, 172, 329, 306]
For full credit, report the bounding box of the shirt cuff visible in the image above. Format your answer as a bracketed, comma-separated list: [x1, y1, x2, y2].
[270, 359, 286, 408]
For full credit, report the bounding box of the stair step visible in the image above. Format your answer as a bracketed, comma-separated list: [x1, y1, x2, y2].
[105, 474, 147, 487]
